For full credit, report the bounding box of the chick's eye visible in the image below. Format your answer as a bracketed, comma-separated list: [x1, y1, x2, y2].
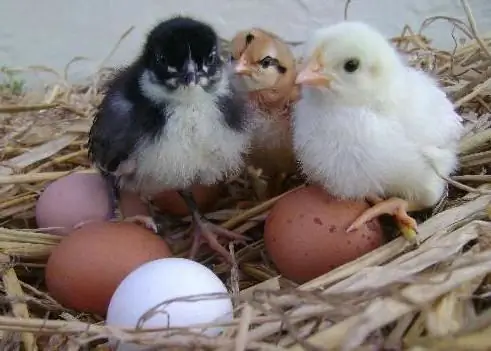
[259, 56, 275, 69]
[155, 53, 166, 65]
[343, 58, 360, 73]
[208, 51, 219, 65]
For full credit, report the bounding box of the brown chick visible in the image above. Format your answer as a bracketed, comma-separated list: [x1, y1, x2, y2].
[230, 28, 300, 199]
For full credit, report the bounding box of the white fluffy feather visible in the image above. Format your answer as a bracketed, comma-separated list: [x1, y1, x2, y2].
[293, 21, 464, 208]
[119, 70, 252, 195]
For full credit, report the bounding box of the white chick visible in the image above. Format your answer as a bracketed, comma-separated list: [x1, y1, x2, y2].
[293, 21, 464, 242]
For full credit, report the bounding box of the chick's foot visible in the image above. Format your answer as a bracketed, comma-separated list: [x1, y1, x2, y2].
[346, 197, 419, 244]
[178, 188, 249, 263]
[123, 215, 159, 233]
[187, 215, 249, 264]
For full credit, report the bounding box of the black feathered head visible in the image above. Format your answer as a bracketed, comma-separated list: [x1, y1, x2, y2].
[141, 16, 224, 91]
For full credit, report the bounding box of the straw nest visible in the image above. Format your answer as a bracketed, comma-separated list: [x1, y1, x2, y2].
[2, 1, 491, 350]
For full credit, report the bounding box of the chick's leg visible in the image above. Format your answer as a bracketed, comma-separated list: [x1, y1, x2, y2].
[103, 163, 160, 233]
[267, 172, 288, 198]
[247, 166, 268, 201]
[179, 189, 249, 263]
[347, 195, 419, 244]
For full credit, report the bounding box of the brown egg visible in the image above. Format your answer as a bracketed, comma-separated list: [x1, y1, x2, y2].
[119, 190, 150, 218]
[45, 221, 172, 316]
[152, 184, 220, 217]
[264, 186, 385, 284]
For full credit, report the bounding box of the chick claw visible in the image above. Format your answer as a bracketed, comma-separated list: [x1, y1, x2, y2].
[187, 217, 249, 264]
[123, 215, 159, 233]
[346, 197, 419, 244]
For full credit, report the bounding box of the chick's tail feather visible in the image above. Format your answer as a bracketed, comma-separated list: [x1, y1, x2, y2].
[420, 145, 459, 177]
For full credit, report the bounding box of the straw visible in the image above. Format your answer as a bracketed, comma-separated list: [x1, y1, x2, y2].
[1, 0, 491, 349]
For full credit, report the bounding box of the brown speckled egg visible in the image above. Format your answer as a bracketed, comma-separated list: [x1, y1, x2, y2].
[36, 172, 113, 235]
[45, 221, 172, 316]
[152, 184, 220, 216]
[264, 185, 384, 284]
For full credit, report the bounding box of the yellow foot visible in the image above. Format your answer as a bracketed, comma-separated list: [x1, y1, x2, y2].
[396, 221, 419, 245]
[347, 197, 419, 244]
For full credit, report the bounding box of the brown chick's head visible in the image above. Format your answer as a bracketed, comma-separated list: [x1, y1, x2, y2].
[231, 28, 299, 108]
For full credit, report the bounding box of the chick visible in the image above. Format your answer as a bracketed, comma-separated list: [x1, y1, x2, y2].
[293, 21, 464, 242]
[87, 16, 253, 263]
[230, 28, 299, 198]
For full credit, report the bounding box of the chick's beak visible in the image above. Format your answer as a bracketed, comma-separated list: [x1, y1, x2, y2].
[234, 57, 253, 76]
[295, 60, 330, 87]
[182, 59, 199, 86]
[184, 72, 198, 86]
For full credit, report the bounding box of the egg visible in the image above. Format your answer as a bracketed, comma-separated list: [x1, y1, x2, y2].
[45, 221, 172, 316]
[107, 258, 233, 350]
[152, 184, 220, 217]
[264, 185, 385, 284]
[36, 172, 113, 235]
[119, 190, 150, 218]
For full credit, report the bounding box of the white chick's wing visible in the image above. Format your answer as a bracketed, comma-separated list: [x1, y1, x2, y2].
[397, 68, 464, 149]
[393, 68, 464, 176]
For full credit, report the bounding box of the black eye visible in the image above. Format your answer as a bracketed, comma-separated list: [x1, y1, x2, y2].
[208, 50, 219, 65]
[259, 56, 275, 69]
[245, 33, 254, 45]
[343, 58, 360, 73]
[155, 52, 166, 64]
[152, 54, 170, 75]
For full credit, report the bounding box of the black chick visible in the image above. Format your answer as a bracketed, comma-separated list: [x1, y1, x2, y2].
[87, 16, 253, 263]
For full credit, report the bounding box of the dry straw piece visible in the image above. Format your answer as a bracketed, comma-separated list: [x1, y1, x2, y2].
[2, 0, 491, 349]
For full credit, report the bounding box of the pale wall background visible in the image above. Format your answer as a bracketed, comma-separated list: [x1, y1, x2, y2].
[1, 0, 491, 84]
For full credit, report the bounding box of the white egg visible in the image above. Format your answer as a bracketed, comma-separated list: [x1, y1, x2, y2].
[106, 257, 233, 350]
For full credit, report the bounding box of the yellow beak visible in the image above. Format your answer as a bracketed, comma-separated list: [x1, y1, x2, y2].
[234, 57, 253, 76]
[295, 59, 330, 87]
